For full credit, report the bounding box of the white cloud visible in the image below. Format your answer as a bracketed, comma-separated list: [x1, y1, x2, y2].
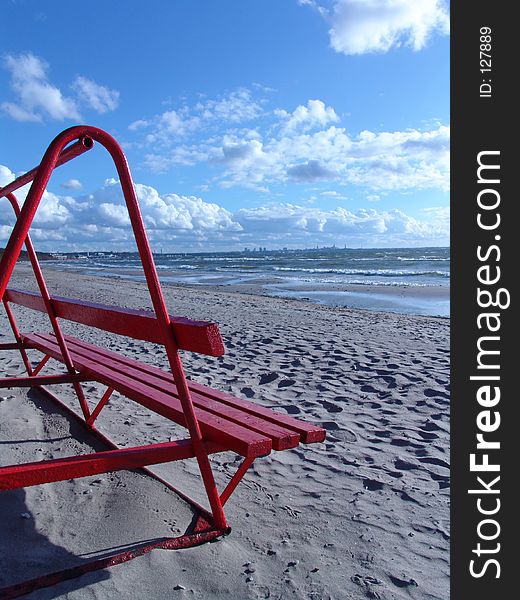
[33, 191, 71, 227]
[211, 123, 449, 191]
[198, 88, 262, 122]
[0, 170, 448, 249]
[143, 144, 211, 172]
[127, 87, 449, 193]
[1, 53, 121, 123]
[127, 88, 263, 146]
[0, 165, 16, 187]
[72, 76, 120, 113]
[128, 119, 150, 131]
[60, 178, 83, 190]
[328, 0, 450, 55]
[235, 203, 448, 245]
[277, 99, 339, 133]
[1, 102, 43, 123]
[321, 190, 348, 199]
[1, 53, 81, 122]
[287, 159, 338, 182]
[297, 0, 329, 17]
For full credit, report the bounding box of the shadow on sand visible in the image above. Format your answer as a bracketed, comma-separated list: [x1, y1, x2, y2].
[0, 388, 201, 599]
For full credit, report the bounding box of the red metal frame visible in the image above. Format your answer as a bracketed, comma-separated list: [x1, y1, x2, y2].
[0, 127, 324, 597]
[0, 126, 228, 528]
[0, 127, 244, 594]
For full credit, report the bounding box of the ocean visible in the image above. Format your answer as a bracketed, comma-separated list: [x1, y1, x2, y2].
[47, 247, 450, 317]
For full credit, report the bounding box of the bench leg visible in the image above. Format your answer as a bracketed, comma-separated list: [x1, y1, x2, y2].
[220, 456, 255, 506]
[32, 354, 50, 376]
[86, 386, 114, 427]
[2, 299, 34, 375]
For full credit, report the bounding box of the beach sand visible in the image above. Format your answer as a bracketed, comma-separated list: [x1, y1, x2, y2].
[0, 264, 450, 599]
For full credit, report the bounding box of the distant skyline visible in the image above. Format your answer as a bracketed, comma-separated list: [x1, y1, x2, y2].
[0, 0, 450, 252]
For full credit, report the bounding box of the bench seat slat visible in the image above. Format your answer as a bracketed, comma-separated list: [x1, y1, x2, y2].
[30, 333, 300, 451]
[55, 334, 325, 444]
[22, 333, 272, 458]
[5, 288, 225, 356]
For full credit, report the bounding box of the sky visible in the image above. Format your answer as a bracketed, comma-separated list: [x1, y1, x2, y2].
[0, 0, 450, 252]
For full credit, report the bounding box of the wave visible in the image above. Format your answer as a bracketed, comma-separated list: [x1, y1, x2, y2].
[271, 266, 449, 277]
[396, 256, 450, 262]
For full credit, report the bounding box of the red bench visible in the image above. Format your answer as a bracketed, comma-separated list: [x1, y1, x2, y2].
[0, 125, 325, 595]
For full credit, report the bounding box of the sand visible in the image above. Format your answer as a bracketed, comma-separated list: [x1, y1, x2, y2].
[0, 263, 450, 599]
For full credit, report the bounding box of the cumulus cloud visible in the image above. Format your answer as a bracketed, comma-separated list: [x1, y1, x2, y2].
[1, 53, 80, 122]
[0, 177, 242, 245]
[60, 178, 83, 190]
[276, 99, 339, 133]
[0, 170, 448, 249]
[197, 88, 263, 123]
[287, 159, 338, 182]
[131, 86, 448, 191]
[128, 88, 263, 146]
[0, 165, 15, 187]
[1, 53, 120, 122]
[127, 86, 449, 193]
[321, 190, 347, 199]
[234, 203, 448, 245]
[328, 0, 450, 55]
[212, 123, 449, 191]
[72, 76, 120, 113]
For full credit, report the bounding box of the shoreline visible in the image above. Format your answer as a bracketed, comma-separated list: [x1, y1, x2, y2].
[26, 261, 450, 318]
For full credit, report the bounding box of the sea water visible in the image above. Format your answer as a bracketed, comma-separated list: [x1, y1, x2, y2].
[47, 247, 450, 317]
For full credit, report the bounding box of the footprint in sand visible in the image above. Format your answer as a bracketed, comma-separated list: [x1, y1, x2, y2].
[318, 400, 343, 414]
[320, 420, 339, 431]
[351, 574, 383, 597]
[420, 420, 443, 432]
[417, 430, 439, 441]
[419, 456, 450, 469]
[281, 405, 301, 415]
[399, 491, 421, 504]
[429, 472, 450, 486]
[374, 430, 391, 439]
[379, 376, 397, 388]
[390, 438, 411, 447]
[259, 372, 278, 385]
[424, 387, 449, 399]
[220, 362, 236, 371]
[388, 574, 418, 589]
[394, 458, 420, 471]
[360, 384, 379, 393]
[278, 379, 296, 388]
[362, 478, 384, 491]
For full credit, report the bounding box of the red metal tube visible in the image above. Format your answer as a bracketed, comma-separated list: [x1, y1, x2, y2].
[0, 373, 90, 388]
[0, 526, 227, 600]
[32, 354, 50, 376]
[220, 456, 255, 506]
[1, 192, 92, 420]
[0, 126, 228, 529]
[86, 386, 114, 426]
[2, 299, 33, 375]
[0, 137, 93, 199]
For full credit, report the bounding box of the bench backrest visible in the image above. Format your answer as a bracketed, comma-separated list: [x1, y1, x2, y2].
[4, 288, 224, 357]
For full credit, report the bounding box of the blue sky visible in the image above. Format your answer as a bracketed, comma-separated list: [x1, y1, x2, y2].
[0, 0, 450, 252]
